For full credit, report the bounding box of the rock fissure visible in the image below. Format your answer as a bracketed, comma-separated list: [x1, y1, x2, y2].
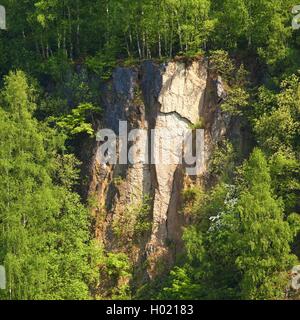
[157, 111, 193, 126]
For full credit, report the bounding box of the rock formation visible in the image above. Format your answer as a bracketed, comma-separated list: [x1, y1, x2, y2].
[88, 59, 233, 283]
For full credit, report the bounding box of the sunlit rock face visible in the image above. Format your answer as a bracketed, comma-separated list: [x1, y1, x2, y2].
[88, 59, 231, 282]
[159, 61, 207, 123]
[145, 61, 208, 276]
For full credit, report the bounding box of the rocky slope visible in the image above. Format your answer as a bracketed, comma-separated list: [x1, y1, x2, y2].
[88, 59, 237, 286]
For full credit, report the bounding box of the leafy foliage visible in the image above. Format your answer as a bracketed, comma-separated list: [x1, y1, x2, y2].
[1, 0, 300, 302]
[162, 150, 300, 300]
[0, 71, 100, 300]
[52, 103, 101, 137]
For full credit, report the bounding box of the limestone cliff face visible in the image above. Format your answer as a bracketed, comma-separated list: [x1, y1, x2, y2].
[88, 59, 231, 282]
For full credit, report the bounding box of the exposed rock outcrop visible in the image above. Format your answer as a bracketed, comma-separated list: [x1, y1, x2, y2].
[88, 59, 234, 284]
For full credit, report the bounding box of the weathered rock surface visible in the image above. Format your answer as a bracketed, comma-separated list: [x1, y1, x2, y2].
[159, 61, 207, 123]
[88, 59, 233, 283]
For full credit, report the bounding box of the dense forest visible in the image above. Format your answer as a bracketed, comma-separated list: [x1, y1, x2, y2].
[1, 0, 300, 300]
